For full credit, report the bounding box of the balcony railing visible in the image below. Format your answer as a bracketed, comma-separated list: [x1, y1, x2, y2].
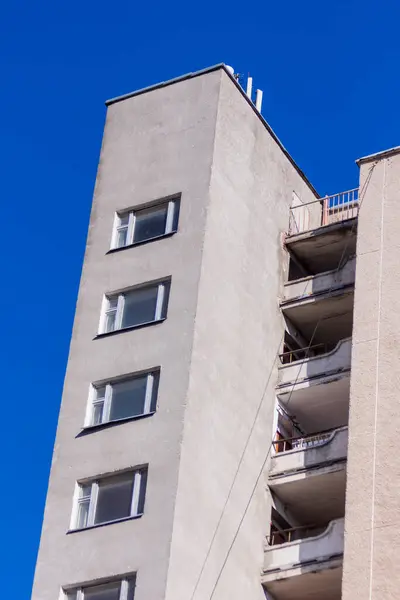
[289, 188, 359, 235]
[279, 342, 337, 364]
[272, 428, 336, 454]
[267, 523, 325, 546]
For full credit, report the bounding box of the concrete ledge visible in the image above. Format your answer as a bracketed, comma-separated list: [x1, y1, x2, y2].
[356, 145, 400, 166]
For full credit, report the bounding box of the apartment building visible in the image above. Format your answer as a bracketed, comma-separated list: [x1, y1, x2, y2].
[30, 63, 400, 600]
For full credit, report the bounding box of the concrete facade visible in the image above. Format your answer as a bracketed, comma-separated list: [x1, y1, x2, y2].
[31, 65, 318, 600]
[31, 63, 400, 600]
[342, 147, 400, 600]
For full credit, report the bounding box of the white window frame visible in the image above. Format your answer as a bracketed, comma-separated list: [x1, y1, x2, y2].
[70, 470, 145, 531]
[99, 282, 169, 334]
[111, 198, 179, 249]
[85, 371, 157, 427]
[64, 576, 135, 600]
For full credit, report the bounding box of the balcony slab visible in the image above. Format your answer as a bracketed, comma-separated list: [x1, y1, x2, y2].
[262, 519, 344, 600]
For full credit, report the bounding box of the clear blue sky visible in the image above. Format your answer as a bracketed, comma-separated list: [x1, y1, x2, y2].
[1, 0, 399, 595]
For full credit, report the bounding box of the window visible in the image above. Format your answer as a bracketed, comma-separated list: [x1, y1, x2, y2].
[71, 468, 147, 530]
[112, 197, 180, 249]
[87, 371, 159, 427]
[65, 576, 135, 600]
[100, 280, 170, 334]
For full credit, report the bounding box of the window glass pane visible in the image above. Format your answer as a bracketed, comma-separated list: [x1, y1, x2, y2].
[77, 499, 90, 529]
[80, 484, 91, 498]
[65, 592, 78, 600]
[92, 403, 104, 425]
[119, 214, 129, 226]
[95, 386, 106, 399]
[105, 311, 116, 333]
[117, 228, 128, 248]
[94, 474, 134, 524]
[121, 286, 158, 328]
[133, 204, 168, 243]
[108, 297, 118, 309]
[83, 581, 121, 600]
[109, 376, 147, 421]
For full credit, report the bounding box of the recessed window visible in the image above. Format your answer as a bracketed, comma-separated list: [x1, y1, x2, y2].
[112, 197, 180, 249]
[86, 370, 159, 427]
[64, 576, 135, 600]
[71, 468, 147, 531]
[100, 280, 170, 334]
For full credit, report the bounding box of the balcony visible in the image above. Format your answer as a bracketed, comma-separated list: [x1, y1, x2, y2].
[281, 280, 354, 357]
[271, 426, 348, 475]
[283, 256, 355, 303]
[262, 518, 344, 600]
[268, 427, 347, 526]
[285, 189, 358, 277]
[276, 339, 351, 433]
[289, 189, 359, 236]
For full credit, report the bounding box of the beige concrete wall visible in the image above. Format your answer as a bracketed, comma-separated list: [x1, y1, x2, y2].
[343, 148, 400, 599]
[164, 71, 318, 600]
[31, 70, 222, 600]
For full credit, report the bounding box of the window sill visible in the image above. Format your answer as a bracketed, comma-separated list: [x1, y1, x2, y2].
[77, 411, 156, 437]
[67, 513, 143, 534]
[94, 318, 166, 340]
[107, 231, 177, 254]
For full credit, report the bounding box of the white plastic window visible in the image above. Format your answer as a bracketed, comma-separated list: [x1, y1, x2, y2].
[71, 470, 147, 530]
[100, 281, 169, 334]
[64, 577, 135, 600]
[87, 371, 158, 427]
[112, 198, 179, 249]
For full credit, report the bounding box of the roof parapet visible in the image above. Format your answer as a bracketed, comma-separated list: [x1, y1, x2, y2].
[356, 145, 400, 166]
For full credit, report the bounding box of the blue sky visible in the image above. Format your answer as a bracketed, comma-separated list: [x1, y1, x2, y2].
[1, 0, 399, 595]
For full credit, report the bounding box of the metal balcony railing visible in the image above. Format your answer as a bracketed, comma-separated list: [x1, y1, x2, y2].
[267, 523, 325, 546]
[272, 428, 336, 454]
[289, 188, 359, 235]
[279, 342, 337, 364]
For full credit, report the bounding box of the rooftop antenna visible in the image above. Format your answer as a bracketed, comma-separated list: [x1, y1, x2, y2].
[226, 66, 263, 113]
[246, 76, 253, 99]
[245, 73, 263, 114]
[255, 88, 263, 112]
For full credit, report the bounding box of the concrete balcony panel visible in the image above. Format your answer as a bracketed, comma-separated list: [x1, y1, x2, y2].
[283, 257, 355, 303]
[276, 341, 351, 432]
[263, 518, 344, 572]
[262, 519, 344, 600]
[278, 337, 351, 388]
[270, 427, 348, 477]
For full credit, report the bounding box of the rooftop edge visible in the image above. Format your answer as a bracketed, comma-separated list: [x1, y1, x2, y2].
[356, 145, 400, 166]
[104, 63, 319, 198]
